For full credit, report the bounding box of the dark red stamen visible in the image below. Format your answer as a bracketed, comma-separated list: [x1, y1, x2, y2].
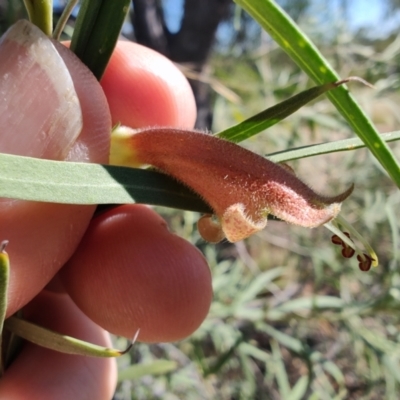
[331, 235, 343, 245]
[342, 246, 356, 258]
[357, 254, 372, 272]
[332, 232, 355, 259]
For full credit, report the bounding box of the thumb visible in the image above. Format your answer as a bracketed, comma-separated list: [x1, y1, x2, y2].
[0, 21, 111, 316]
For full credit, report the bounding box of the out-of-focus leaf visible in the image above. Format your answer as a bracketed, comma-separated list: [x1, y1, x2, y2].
[206, 335, 243, 375]
[348, 317, 400, 355]
[287, 376, 309, 400]
[382, 355, 400, 384]
[271, 339, 291, 398]
[239, 342, 271, 363]
[258, 323, 307, 354]
[267, 296, 345, 320]
[118, 360, 178, 382]
[322, 360, 345, 386]
[234, 267, 284, 304]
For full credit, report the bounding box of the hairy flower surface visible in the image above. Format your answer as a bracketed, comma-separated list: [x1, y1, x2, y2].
[111, 127, 353, 242]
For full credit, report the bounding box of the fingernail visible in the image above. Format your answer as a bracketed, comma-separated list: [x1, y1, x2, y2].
[0, 20, 82, 160]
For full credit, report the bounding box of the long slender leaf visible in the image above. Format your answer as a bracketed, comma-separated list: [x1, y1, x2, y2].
[4, 316, 132, 357]
[118, 360, 178, 382]
[0, 153, 211, 213]
[267, 131, 400, 163]
[216, 78, 363, 143]
[271, 340, 291, 398]
[234, 0, 400, 188]
[70, 0, 130, 79]
[287, 376, 309, 400]
[259, 323, 307, 354]
[267, 296, 345, 320]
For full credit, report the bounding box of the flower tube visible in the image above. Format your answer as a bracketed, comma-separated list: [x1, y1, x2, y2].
[111, 127, 353, 243]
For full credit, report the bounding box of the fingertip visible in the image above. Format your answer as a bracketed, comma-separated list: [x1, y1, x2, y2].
[101, 41, 197, 129]
[61, 205, 212, 342]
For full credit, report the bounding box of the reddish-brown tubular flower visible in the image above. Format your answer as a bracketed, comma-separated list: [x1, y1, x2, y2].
[110, 128, 353, 242]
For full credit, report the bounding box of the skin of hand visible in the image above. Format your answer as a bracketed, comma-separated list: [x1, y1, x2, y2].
[0, 40, 212, 399]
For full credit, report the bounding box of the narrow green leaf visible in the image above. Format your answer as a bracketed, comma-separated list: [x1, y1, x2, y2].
[287, 376, 309, 400]
[267, 131, 400, 163]
[267, 296, 345, 320]
[118, 360, 178, 382]
[22, 0, 53, 36]
[271, 339, 291, 398]
[239, 342, 271, 363]
[322, 360, 345, 386]
[235, 267, 284, 304]
[70, 0, 130, 79]
[259, 323, 306, 354]
[348, 316, 400, 355]
[70, 0, 102, 51]
[382, 355, 400, 384]
[216, 78, 360, 143]
[4, 316, 132, 357]
[205, 335, 244, 376]
[0, 153, 212, 213]
[234, 0, 400, 188]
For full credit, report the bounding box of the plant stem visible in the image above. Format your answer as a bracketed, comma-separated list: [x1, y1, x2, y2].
[53, 0, 79, 40]
[23, 0, 53, 36]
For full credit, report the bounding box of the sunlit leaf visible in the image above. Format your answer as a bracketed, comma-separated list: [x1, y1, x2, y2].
[0, 153, 211, 213]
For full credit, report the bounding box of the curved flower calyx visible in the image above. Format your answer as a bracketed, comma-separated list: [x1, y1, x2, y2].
[110, 127, 353, 242]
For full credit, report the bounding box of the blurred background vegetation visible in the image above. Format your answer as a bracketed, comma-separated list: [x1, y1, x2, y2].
[2, 0, 400, 398]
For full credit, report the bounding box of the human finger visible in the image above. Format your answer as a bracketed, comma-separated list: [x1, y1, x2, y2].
[0, 22, 110, 316]
[100, 41, 197, 129]
[61, 204, 212, 342]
